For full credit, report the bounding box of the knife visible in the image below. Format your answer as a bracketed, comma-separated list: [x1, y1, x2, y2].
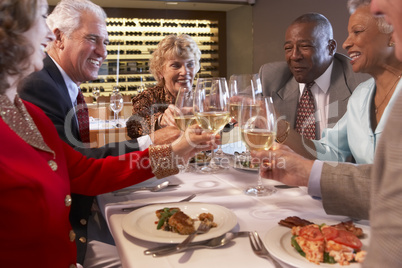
[144, 231, 249, 257]
[121, 193, 196, 212]
[113, 183, 180, 196]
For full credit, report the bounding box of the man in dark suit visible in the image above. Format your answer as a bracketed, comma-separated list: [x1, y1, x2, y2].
[19, 0, 179, 267]
[259, 13, 369, 140]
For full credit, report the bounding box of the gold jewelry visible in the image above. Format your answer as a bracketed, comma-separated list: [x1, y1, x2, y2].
[275, 120, 290, 144]
[374, 74, 401, 114]
[149, 144, 179, 179]
[389, 42, 395, 47]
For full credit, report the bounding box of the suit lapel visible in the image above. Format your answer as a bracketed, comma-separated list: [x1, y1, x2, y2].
[43, 55, 73, 109]
[43, 55, 80, 137]
[276, 78, 299, 126]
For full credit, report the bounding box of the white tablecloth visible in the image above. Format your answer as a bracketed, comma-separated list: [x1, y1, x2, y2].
[89, 117, 127, 130]
[97, 166, 368, 268]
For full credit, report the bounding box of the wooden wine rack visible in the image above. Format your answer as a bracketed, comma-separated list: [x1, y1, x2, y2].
[82, 17, 220, 97]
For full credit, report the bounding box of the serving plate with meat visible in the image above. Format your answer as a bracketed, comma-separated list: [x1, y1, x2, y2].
[121, 202, 237, 243]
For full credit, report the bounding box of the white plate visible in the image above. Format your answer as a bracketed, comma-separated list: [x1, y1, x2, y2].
[122, 202, 238, 243]
[263, 220, 370, 268]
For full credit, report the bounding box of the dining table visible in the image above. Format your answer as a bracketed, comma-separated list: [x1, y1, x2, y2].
[97, 141, 370, 268]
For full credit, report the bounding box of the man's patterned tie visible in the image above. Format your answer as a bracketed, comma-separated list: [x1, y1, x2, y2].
[76, 90, 90, 143]
[295, 82, 316, 140]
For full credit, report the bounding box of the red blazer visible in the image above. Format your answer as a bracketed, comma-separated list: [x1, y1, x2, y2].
[0, 101, 154, 267]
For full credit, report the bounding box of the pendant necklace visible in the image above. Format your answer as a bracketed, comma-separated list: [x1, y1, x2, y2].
[374, 74, 402, 114]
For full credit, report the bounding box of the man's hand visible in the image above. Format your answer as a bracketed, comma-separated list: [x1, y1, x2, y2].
[251, 143, 314, 187]
[151, 126, 181, 145]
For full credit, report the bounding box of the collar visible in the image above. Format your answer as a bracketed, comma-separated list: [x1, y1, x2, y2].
[163, 86, 176, 104]
[48, 55, 79, 104]
[0, 94, 55, 156]
[298, 61, 334, 93]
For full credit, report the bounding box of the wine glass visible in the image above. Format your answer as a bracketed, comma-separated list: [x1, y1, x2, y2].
[229, 74, 260, 167]
[173, 86, 196, 172]
[229, 74, 260, 122]
[239, 96, 277, 196]
[193, 77, 230, 173]
[92, 87, 100, 103]
[110, 87, 124, 127]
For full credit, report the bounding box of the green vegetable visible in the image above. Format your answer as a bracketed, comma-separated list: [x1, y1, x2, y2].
[291, 235, 337, 264]
[156, 208, 179, 230]
[291, 236, 306, 257]
[324, 252, 336, 264]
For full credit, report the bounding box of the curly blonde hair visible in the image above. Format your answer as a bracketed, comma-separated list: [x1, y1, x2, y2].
[0, 0, 38, 94]
[150, 34, 201, 87]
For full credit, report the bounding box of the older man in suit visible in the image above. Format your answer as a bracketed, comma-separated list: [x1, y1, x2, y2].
[19, 0, 179, 267]
[259, 13, 369, 140]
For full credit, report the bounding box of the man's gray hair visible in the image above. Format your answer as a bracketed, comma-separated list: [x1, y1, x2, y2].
[47, 0, 107, 49]
[347, 0, 393, 34]
[291, 13, 334, 41]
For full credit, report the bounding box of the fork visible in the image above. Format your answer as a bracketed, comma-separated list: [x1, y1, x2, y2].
[176, 221, 211, 251]
[249, 231, 282, 268]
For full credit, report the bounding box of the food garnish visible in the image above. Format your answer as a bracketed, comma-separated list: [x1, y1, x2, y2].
[234, 152, 259, 169]
[155, 207, 217, 235]
[279, 216, 364, 238]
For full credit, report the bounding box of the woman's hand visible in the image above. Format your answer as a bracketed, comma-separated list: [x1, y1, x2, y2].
[171, 124, 219, 163]
[159, 104, 177, 128]
[151, 126, 181, 145]
[251, 143, 314, 186]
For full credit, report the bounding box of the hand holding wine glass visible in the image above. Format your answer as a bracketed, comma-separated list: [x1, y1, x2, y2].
[193, 77, 230, 173]
[240, 96, 277, 196]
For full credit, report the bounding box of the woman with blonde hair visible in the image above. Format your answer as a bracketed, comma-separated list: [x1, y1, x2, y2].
[126, 34, 201, 138]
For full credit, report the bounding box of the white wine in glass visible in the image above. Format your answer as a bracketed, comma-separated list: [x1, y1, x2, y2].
[240, 129, 275, 152]
[193, 77, 230, 173]
[174, 86, 196, 132]
[229, 73, 262, 165]
[175, 115, 196, 132]
[195, 111, 230, 134]
[240, 96, 277, 196]
[173, 86, 196, 172]
[229, 73, 260, 122]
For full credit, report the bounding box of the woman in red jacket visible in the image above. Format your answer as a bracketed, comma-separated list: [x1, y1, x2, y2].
[0, 0, 217, 267]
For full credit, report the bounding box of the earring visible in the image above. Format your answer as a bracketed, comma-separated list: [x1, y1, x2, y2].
[389, 42, 395, 47]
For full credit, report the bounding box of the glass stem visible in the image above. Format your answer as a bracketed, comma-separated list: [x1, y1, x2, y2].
[257, 167, 264, 189]
[216, 130, 224, 157]
[210, 147, 216, 167]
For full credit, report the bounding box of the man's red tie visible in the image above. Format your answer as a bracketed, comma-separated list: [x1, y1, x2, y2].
[295, 82, 316, 140]
[76, 90, 90, 143]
